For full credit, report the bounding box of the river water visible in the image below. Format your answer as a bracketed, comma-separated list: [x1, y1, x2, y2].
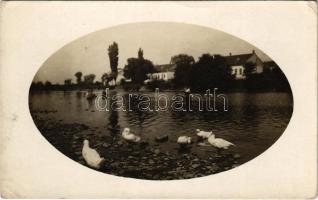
[29, 90, 293, 179]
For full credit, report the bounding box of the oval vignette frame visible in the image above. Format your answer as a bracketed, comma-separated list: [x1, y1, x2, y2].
[28, 22, 294, 180]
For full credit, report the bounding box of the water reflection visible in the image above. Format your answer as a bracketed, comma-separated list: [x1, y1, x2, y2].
[29, 90, 293, 177]
[107, 91, 120, 136]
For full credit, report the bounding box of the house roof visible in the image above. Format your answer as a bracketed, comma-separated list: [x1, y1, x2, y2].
[154, 64, 176, 72]
[224, 53, 254, 66]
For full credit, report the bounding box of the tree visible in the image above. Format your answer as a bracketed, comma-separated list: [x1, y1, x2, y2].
[189, 54, 229, 91]
[243, 62, 256, 79]
[123, 58, 155, 85]
[74, 72, 83, 85]
[270, 66, 291, 91]
[138, 48, 144, 60]
[36, 81, 44, 87]
[174, 63, 192, 87]
[244, 62, 291, 92]
[108, 42, 119, 83]
[170, 54, 194, 65]
[64, 79, 72, 85]
[83, 74, 96, 87]
[123, 48, 155, 88]
[30, 81, 44, 91]
[101, 73, 109, 86]
[171, 54, 195, 87]
[45, 81, 52, 87]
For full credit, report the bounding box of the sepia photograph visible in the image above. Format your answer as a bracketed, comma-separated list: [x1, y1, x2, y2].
[29, 22, 293, 180]
[1, 1, 317, 198]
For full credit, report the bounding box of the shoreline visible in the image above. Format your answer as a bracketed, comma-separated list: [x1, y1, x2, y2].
[32, 113, 242, 180]
[29, 88, 292, 94]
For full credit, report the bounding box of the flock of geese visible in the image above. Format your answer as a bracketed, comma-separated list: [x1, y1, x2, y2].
[82, 128, 235, 169]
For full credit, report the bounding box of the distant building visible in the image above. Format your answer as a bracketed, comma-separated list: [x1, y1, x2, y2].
[146, 51, 266, 82]
[147, 64, 176, 81]
[225, 50, 264, 80]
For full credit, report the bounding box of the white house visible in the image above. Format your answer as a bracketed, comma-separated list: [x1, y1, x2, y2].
[147, 64, 176, 81]
[230, 65, 245, 80]
[225, 50, 264, 80]
[145, 51, 265, 82]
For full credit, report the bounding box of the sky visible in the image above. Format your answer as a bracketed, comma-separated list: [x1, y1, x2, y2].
[34, 22, 272, 84]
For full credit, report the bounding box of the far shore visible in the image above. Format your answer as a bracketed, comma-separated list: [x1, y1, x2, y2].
[29, 87, 292, 94]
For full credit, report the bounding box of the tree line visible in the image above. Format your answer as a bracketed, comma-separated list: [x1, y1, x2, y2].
[166, 54, 290, 92]
[30, 41, 291, 93]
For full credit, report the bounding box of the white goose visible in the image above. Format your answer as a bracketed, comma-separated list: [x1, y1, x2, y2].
[177, 136, 192, 147]
[82, 139, 105, 169]
[196, 129, 213, 139]
[122, 128, 141, 143]
[208, 134, 235, 149]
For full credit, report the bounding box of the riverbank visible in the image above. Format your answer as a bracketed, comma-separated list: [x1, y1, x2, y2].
[30, 87, 292, 94]
[32, 113, 241, 180]
[29, 90, 293, 180]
